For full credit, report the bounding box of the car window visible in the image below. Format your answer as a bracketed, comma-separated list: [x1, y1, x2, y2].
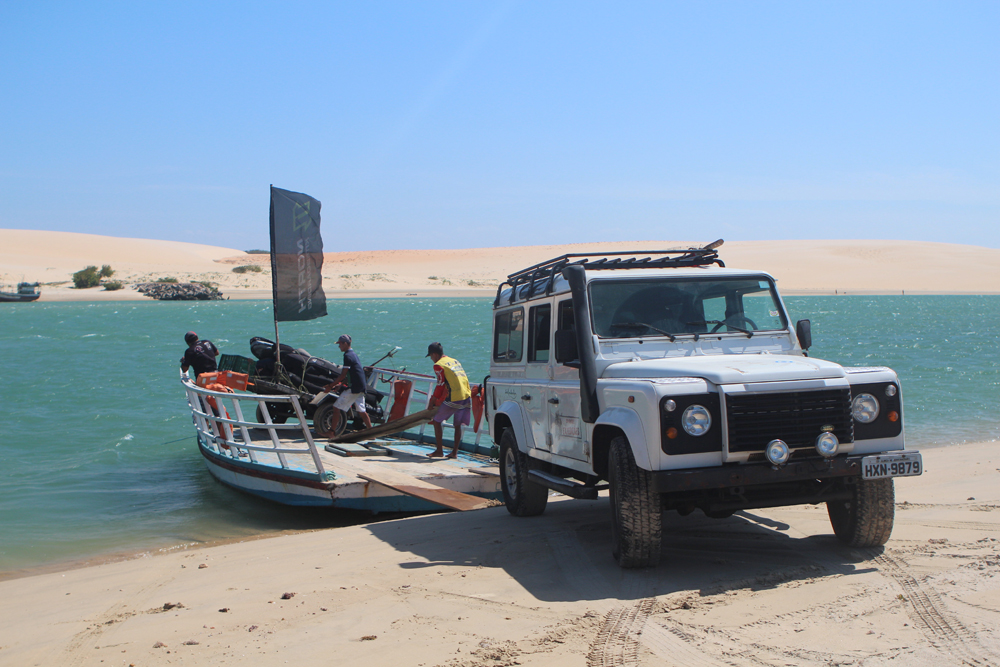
[557, 299, 574, 331]
[528, 304, 551, 363]
[493, 308, 525, 362]
[589, 277, 787, 338]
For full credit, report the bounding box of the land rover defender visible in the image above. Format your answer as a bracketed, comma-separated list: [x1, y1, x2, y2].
[484, 243, 922, 568]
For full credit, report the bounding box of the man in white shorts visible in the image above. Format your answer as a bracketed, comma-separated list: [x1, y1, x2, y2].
[324, 334, 373, 434]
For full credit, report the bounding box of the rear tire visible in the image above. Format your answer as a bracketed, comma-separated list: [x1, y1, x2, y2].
[608, 435, 662, 568]
[312, 403, 347, 438]
[499, 429, 548, 517]
[827, 478, 895, 547]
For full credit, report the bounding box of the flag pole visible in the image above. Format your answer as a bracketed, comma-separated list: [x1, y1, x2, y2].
[268, 184, 282, 369]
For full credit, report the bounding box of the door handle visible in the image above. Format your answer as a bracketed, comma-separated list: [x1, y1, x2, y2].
[521, 394, 532, 401]
[547, 397, 560, 405]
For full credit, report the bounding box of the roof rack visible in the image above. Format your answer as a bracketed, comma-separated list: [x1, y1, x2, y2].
[494, 240, 725, 306]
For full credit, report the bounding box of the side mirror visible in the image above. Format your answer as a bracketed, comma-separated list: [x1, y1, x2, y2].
[796, 319, 812, 351]
[554, 330, 578, 364]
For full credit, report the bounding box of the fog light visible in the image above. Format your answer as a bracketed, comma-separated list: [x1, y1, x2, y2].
[765, 439, 790, 465]
[682, 405, 712, 436]
[815, 432, 839, 458]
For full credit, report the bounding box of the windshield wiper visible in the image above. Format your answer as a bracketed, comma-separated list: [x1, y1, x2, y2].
[687, 320, 754, 337]
[609, 322, 676, 342]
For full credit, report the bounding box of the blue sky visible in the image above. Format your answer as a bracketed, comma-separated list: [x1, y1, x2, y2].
[1, 1, 997, 251]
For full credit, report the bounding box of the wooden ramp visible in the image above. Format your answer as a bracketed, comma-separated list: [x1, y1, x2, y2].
[357, 466, 492, 512]
[331, 408, 437, 444]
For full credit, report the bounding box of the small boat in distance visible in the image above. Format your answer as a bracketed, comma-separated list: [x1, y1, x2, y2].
[0, 282, 41, 303]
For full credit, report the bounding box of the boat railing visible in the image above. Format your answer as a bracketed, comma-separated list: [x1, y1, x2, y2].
[180, 371, 331, 479]
[367, 366, 490, 446]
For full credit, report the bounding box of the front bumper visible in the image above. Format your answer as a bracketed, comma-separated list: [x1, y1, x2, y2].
[652, 454, 867, 494]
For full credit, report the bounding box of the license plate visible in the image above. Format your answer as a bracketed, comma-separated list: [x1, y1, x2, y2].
[861, 452, 922, 480]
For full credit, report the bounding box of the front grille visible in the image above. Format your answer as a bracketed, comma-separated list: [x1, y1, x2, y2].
[726, 388, 853, 453]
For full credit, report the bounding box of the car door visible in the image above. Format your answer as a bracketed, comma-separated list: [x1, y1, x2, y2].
[548, 299, 587, 461]
[524, 302, 552, 451]
[493, 306, 538, 449]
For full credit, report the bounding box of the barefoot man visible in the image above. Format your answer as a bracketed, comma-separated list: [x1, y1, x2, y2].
[426, 342, 471, 459]
[322, 334, 373, 435]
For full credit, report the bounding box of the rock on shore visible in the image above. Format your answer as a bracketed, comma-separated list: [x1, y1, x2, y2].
[136, 282, 223, 300]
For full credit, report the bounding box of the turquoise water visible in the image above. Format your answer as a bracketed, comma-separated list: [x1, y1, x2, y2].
[1, 296, 997, 574]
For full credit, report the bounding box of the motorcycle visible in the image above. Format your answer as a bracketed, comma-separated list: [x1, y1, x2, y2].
[248, 337, 398, 437]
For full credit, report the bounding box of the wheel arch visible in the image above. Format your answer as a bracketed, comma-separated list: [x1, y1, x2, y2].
[491, 401, 532, 453]
[593, 407, 653, 476]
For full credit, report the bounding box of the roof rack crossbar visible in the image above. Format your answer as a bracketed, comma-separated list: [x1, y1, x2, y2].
[493, 242, 725, 307]
[505, 245, 723, 283]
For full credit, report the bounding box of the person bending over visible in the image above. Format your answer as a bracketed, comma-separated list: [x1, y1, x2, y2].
[181, 331, 219, 377]
[426, 342, 471, 459]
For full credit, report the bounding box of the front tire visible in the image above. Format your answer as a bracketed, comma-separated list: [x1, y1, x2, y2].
[827, 478, 895, 547]
[608, 435, 662, 568]
[499, 429, 548, 517]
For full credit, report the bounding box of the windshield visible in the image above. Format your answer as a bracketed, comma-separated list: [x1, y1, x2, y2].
[589, 276, 787, 339]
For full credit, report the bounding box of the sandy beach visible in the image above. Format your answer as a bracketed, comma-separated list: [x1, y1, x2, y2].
[0, 442, 997, 666]
[3, 229, 999, 665]
[3, 229, 1000, 301]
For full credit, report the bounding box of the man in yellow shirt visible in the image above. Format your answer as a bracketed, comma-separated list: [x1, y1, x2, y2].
[426, 342, 471, 458]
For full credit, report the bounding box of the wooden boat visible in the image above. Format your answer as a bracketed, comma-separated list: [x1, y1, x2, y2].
[0, 282, 41, 302]
[180, 187, 499, 513]
[180, 368, 500, 512]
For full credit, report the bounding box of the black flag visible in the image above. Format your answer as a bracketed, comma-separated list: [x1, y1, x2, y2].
[269, 186, 327, 322]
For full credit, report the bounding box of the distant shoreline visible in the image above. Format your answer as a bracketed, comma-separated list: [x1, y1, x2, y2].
[28, 286, 1000, 303]
[4, 230, 1000, 301]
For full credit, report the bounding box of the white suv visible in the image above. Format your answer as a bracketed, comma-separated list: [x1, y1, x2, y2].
[484, 244, 921, 568]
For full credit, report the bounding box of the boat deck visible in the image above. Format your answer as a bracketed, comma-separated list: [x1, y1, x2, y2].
[235, 430, 497, 483]
[184, 371, 503, 510]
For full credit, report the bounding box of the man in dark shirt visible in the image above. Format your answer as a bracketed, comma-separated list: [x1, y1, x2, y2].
[180, 331, 219, 377]
[323, 334, 372, 433]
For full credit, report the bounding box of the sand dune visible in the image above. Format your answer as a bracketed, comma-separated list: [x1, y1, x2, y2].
[0, 442, 997, 666]
[2, 229, 1000, 301]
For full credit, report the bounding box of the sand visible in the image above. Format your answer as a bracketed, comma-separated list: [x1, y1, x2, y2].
[3, 229, 999, 664]
[3, 229, 1000, 301]
[0, 442, 997, 666]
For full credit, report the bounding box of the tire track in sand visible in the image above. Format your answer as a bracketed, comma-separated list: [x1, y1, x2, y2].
[873, 551, 997, 666]
[587, 598, 654, 667]
[548, 529, 660, 666]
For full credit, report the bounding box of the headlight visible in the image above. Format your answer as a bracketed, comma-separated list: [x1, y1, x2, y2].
[766, 439, 790, 465]
[681, 405, 712, 436]
[815, 432, 839, 458]
[852, 393, 880, 423]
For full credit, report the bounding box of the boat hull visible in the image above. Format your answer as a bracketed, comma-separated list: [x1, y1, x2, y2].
[198, 440, 502, 512]
[199, 443, 337, 506]
[0, 293, 41, 302]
